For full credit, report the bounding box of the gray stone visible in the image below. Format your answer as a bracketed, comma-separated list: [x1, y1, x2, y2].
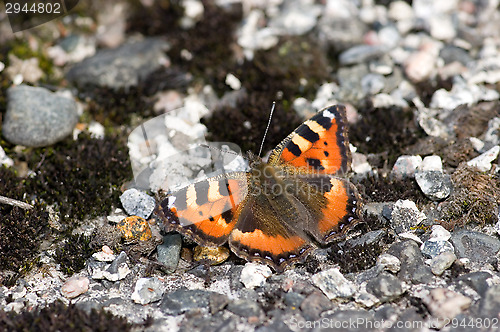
[440, 45, 473, 65]
[391, 200, 426, 234]
[131, 277, 163, 304]
[366, 272, 404, 303]
[311, 268, 356, 299]
[226, 299, 263, 318]
[283, 292, 305, 308]
[391, 155, 422, 180]
[159, 289, 212, 315]
[376, 253, 401, 273]
[430, 250, 456, 276]
[478, 284, 500, 318]
[157, 234, 182, 273]
[388, 240, 433, 284]
[66, 38, 169, 89]
[346, 229, 387, 248]
[320, 310, 375, 332]
[415, 170, 452, 201]
[451, 230, 500, 263]
[457, 271, 492, 296]
[119, 188, 156, 219]
[339, 45, 387, 66]
[3, 85, 79, 147]
[209, 292, 229, 314]
[420, 240, 454, 258]
[300, 291, 333, 321]
[361, 73, 386, 95]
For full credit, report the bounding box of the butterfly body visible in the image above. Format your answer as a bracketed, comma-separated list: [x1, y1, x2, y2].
[155, 105, 362, 271]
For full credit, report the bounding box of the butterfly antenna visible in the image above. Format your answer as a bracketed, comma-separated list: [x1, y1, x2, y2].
[258, 101, 276, 157]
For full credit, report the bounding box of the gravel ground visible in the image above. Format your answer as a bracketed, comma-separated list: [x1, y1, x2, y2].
[1, 1, 500, 331]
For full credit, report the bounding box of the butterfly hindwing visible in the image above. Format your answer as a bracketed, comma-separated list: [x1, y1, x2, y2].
[156, 172, 248, 247]
[268, 105, 351, 175]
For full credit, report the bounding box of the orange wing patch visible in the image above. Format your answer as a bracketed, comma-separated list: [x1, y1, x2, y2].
[268, 105, 351, 175]
[156, 173, 248, 246]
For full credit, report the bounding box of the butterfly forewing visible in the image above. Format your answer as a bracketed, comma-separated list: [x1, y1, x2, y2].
[268, 105, 351, 175]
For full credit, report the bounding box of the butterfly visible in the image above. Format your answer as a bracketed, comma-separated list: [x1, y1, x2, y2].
[155, 105, 362, 272]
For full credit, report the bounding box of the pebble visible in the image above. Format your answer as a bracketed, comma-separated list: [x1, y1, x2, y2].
[240, 263, 272, 289]
[5, 54, 44, 83]
[404, 42, 439, 82]
[360, 73, 385, 95]
[422, 288, 472, 329]
[60, 276, 90, 299]
[311, 268, 356, 300]
[376, 253, 401, 273]
[159, 289, 212, 315]
[391, 155, 423, 180]
[120, 189, 156, 219]
[430, 250, 456, 276]
[457, 271, 492, 296]
[366, 272, 404, 303]
[156, 233, 182, 273]
[3, 85, 79, 147]
[227, 299, 263, 318]
[467, 145, 500, 172]
[479, 284, 500, 318]
[339, 45, 388, 66]
[483, 117, 500, 149]
[92, 245, 116, 262]
[351, 152, 372, 175]
[91, 251, 131, 281]
[116, 216, 152, 242]
[300, 291, 333, 320]
[131, 277, 164, 305]
[283, 292, 305, 308]
[450, 230, 500, 263]
[390, 199, 426, 234]
[387, 240, 433, 284]
[269, 1, 321, 36]
[66, 38, 169, 89]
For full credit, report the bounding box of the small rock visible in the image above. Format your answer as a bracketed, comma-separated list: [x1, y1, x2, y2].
[117, 216, 152, 242]
[339, 45, 388, 66]
[430, 250, 456, 276]
[0, 145, 14, 167]
[5, 54, 44, 83]
[422, 288, 472, 329]
[156, 233, 182, 273]
[388, 240, 433, 284]
[366, 272, 404, 303]
[458, 272, 492, 297]
[420, 240, 454, 259]
[209, 293, 229, 314]
[283, 292, 305, 308]
[225, 73, 241, 90]
[91, 251, 130, 281]
[467, 145, 500, 172]
[361, 73, 386, 95]
[311, 268, 356, 299]
[321, 310, 375, 331]
[451, 230, 500, 263]
[479, 284, 500, 318]
[351, 152, 372, 175]
[428, 225, 451, 241]
[120, 189, 155, 219]
[391, 200, 426, 234]
[61, 276, 89, 299]
[193, 246, 230, 265]
[159, 289, 212, 315]
[391, 155, 423, 179]
[227, 299, 263, 318]
[376, 253, 401, 273]
[66, 38, 169, 89]
[131, 277, 164, 305]
[300, 291, 333, 320]
[240, 263, 272, 289]
[415, 156, 452, 200]
[92, 245, 116, 262]
[3, 85, 79, 147]
[404, 42, 439, 82]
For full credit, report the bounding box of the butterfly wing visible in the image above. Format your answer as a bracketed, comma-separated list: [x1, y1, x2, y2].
[267, 105, 351, 175]
[228, 193, 314, 272]
[156, 172, 248, 247]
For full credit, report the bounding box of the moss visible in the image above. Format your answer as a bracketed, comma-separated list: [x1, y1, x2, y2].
[0, 167, 49, 284]
[0, 301, 133, 332]
[440, 164, 500, 229]
[413, 76, 453, 107]
[54, 234, 93, 276]
[328, 240, 384, 274]
[23, 133, 132, 231]
[350, 105, 426, 167]
[358, 174, 427, 205]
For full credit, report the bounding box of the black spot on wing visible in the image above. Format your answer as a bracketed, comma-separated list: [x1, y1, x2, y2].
[221, 206, 234, 224]
[306, 158, 325, 170]
[324, 151, 329, 157]
[286, 141, 302, 157]
[297, 124, 320, 143]
[314, 113, 333, 130]
[195, 182, 209, 206]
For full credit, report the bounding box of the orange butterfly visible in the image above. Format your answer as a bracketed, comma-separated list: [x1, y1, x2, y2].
[155, 105, 362, 271]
